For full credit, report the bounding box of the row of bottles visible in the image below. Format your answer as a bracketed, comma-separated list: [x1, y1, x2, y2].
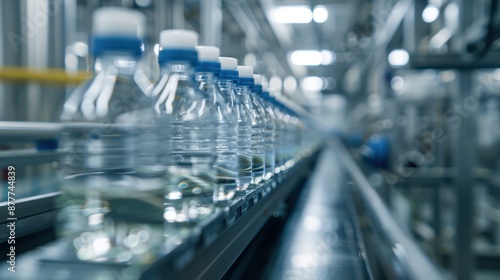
[57, 7, 320, 263]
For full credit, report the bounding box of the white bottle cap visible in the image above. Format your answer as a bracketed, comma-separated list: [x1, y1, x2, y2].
[93, 7, 146, 38]
[262, 80, 269, 91]
[261, 76, 268, 85]
[253, 74, 262, 85]
[195, 46, 220, 62]
[219, 57, 238, 70]
[159, 29, 198, 49]
[237, 66, 253, 78]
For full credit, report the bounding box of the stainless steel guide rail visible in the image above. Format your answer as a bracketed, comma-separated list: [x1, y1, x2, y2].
[0, 121, 61, 142]
[338, 141, 444, 280]
[0, 192, 59, 242]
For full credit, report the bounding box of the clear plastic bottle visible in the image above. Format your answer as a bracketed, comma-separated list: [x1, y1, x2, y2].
[288, 109, 301, 167]
[235, 66, 266, 187]
[269, 97, 288, 175]
[194, 46, 238, 204]
[261, 81, 285, 180]
[251, 75, 275, 182]
[152, 30, 217, 226]
[281, 104, 298, 172]
[58, 8, 162, 263]
[217, 57, 253, 190]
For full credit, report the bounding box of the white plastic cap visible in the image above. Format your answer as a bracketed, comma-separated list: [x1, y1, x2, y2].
[196, 46, 220, 62]
[253, 74, 262, 85]
[262, 79, 269, 91]
[261, 76, 268, 87]
[237, 66, 253, 78]
[93, 7, 146, 38]
[159, 29, 198, 49]
[219, 57, 238, 70]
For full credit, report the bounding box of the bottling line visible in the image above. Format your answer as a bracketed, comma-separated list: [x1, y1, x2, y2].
[0, 1, 499, 280]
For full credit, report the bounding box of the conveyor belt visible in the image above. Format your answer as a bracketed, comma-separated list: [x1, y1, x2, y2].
[225, 146, 371, 280]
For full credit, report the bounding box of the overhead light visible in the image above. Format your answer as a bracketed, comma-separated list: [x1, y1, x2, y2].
[313, 6, 328, 23]
[290, 50, 322, 66]
[320, 50, 336, 65]
[290, 50, 335, 66]
[388, 49, 409, 67]
[274, 6, 312, 24]
[422, 5, 439, 23]
[301, 76, 323, 92]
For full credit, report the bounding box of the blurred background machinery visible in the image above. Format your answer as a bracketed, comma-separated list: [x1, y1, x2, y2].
[0, 0, 499, 280]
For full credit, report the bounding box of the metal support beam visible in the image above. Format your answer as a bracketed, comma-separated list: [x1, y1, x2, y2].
[200, 0, 222, 47]
[339, 141, 443, 280]
[453, 0, 476, 278]
[453, 71, 476, 280]
[154, 0, 185, 38]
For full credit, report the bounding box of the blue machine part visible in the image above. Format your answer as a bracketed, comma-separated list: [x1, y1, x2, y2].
[360, 134, 389, 168]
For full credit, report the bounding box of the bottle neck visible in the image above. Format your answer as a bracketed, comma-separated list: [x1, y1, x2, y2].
[235, 84, 252, 96]
[196, 72, 219, 98]
[217, 79, 234, 90]
[94, 54, 139, 76]
[217, 79, 238, 106]
[251, 90, 261, 97]
[159, 62, 196, 79]
[195, 72, 216, 84]
[235, 85, 253, 106]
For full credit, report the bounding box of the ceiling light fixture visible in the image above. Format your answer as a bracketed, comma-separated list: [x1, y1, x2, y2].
[320, 50, 336, 65]
[290, 50, 335, 66]
[313, 6, 328, 23]
[301, 76, 324, 92]
[290, 50, 322, 66]
[422, 5, 439, 23]
[274, 6, 312, 24]
[388, 49, 409, 67]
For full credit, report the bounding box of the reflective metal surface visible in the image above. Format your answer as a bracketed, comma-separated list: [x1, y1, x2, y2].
[339, 141, 444, 280]
[259, 146, 371, 280]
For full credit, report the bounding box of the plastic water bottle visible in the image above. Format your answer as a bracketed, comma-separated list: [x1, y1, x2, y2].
[194, 46, 238, 204]
[58, 8, 162, 263]
[235, 66, 266, 187]
[152, 30, 217, 226]
[280, 104, 298, 172]
[251, 75, 275, 182]
[261, 80, 285, 180]
[217, 57, 253, 190]
[287, 108, 301, 168]
[268, 96, 288, 175]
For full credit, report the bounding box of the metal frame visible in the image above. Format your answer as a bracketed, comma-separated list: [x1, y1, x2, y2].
[0, 121, 61, 142]
[338, 141, 443, 280]
[0, 149, 59, 166]
[0, 192, 59, 242]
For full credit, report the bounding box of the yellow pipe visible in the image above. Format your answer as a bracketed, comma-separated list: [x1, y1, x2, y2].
[0, 66, 90, 85]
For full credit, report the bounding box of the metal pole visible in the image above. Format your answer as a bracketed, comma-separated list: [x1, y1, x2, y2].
[0, 0, 24, 121]
[453, 0, 476, 278]
[173, 0, 185, 29]
[153, 0, 185, 34]
[453, 71, 476, 280]
[200, 0, 222, 47]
